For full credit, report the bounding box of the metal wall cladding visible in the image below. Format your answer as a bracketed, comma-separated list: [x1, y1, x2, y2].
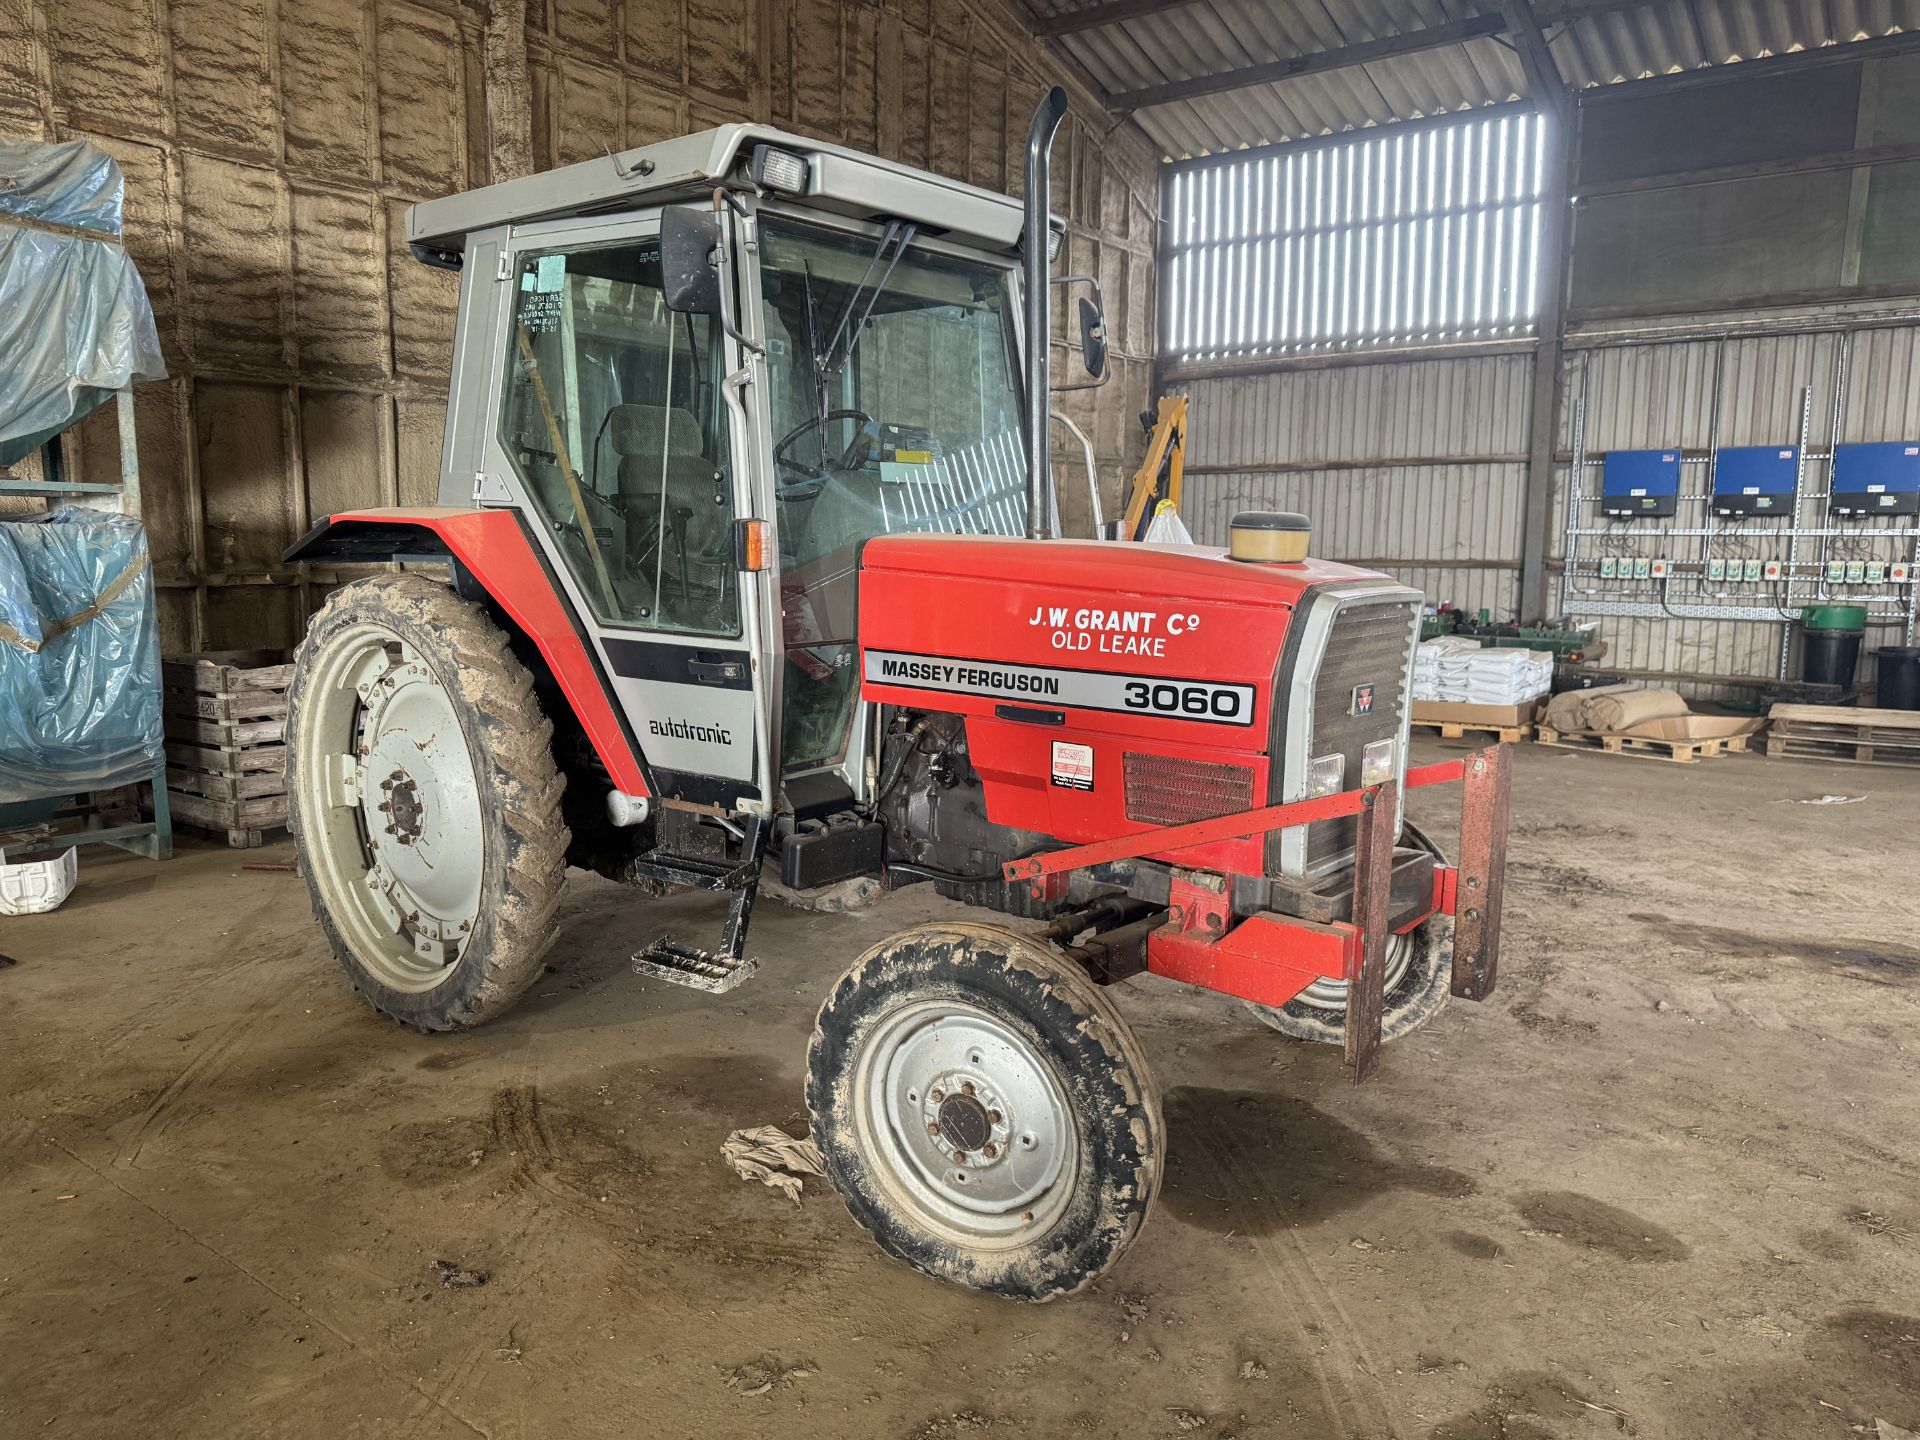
[1557, 320, 1920, 688]
[1042, 0, 1910, 161]
[1183, 351, 1530, 617]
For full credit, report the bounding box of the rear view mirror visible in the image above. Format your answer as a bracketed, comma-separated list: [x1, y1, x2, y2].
[660, 206, 722, 314]
[1049, 274, 1109, 393]
[1078, 296, 1108, 380]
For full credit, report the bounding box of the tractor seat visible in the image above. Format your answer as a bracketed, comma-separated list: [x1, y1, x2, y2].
[608, 403, 729, 571]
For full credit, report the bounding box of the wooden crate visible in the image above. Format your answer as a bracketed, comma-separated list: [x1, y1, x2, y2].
[1763, 704, 1920, 769]
[1535, 724, 1752, 765]
[161, 649, 291, 846]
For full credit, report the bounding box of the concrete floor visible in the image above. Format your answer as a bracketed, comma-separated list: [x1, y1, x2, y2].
[3, 739, 1918, 1440]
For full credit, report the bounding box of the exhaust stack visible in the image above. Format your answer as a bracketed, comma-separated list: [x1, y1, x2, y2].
[1023, 86, 1067, 541]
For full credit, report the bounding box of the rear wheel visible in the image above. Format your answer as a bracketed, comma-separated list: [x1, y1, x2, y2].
[287, 574, 568, 1031]
[807, 922, 1162, 1301]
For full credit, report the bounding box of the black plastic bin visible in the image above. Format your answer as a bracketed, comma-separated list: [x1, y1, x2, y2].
[1800, 605, 1866, 690]
[1876, 646, 1920, 711]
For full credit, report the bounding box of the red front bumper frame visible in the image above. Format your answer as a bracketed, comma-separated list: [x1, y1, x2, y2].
[1001, 744, 1512, 1081]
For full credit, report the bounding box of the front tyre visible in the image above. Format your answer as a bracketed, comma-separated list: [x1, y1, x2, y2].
[1245, 915, 1455, 1046]
[807, 922, 1163, 1301]
[287, 574, 568, 1031]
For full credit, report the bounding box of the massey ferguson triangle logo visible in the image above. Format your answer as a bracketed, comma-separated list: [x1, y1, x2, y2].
[1350, 684, 1376, 716]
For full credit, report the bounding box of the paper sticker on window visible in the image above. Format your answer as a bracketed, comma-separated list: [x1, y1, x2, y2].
[535, 254, 566, 293]
[1051, 740, 1094, 791]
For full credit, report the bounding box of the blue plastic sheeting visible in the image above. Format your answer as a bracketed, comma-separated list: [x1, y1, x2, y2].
[0, 507, 164, 803]
[0, 140, 167, 467]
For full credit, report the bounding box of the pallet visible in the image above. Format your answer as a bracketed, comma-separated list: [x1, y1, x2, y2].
[161, 648, 292, 846]
[1534, 724, 1751, 764]
[1763, 704, 1920, 769]
[1412, 718, 1534, 743]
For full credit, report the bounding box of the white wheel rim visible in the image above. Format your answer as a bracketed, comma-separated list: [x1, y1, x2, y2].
[1293, 930, 1414, 1011]
[297, 622, 486, 993]
[853, 999, 1079, 1249]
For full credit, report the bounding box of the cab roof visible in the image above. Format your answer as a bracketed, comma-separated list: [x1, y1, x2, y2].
[407, 124, 1056, 264]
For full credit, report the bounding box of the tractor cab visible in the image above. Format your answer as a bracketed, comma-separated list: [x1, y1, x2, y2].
[389, 119, 1100, 825]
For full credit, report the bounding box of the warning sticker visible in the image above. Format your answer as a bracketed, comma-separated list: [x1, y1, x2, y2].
[1051, 740, 1094, 791]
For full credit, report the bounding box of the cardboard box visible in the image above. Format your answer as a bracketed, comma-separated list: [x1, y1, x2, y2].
[1613, 714, 1761, 743]
[1412, 699, 1543, 728]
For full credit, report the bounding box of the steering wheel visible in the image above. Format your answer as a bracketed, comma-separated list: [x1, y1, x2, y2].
[773, 408, 874, 497]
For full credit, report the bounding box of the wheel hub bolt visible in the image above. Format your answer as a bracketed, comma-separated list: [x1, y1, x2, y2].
[987, 1109, 1002, 1124]
[952, 1151, 968, 1164]
[981, 1142, 997, 1158]
[960, 1081, 975, 1097]
[929, 1088, 944, 1104]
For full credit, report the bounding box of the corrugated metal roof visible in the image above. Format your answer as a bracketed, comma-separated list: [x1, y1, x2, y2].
[1036, 0, 1916, 160]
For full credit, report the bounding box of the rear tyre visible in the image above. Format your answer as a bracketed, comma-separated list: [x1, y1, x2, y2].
[807, 922, 1162, 1301]
[287, 574, 569, 1031]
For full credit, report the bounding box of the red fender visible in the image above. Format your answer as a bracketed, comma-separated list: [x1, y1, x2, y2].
[287, 507, 650, 797]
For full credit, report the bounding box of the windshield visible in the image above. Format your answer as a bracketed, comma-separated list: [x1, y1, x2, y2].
[758, 217, 1025, 767]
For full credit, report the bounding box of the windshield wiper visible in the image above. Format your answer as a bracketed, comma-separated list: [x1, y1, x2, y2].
[817, 219, 918, 395]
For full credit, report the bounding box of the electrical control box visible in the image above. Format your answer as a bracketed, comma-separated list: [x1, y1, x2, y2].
[1743, 559, 1763, 582]
[1894, 563, 1913, 584]
[1599, 557, 1617, 579]
[1846, 561, 1866, 583]
[1827, 561, 1846, 583]
[1866, 562, 1886, 585]
[1602, 450, 1681, 517]
[1707, 558, 1725, 581]
[1632, 557, 1652, 579]
[1713, 446, 1797, 516]
[1764, 560, 1784, 581]
[1831, 442, 1920, 516]
[1649, 557, 1671, 578]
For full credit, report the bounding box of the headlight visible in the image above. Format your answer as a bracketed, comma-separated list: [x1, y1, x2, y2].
[750, 144, 810, 194]
[1306, 752, 1345, 798]
[1360, 737, 1396, 788]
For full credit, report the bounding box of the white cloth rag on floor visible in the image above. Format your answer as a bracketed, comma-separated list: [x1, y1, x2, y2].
[721, 1125, 826, 1206]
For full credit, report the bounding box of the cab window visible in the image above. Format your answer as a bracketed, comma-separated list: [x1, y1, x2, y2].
[499, 239, 738, 636]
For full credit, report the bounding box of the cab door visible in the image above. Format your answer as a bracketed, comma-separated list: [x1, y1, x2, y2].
[477, 214, 769, 804]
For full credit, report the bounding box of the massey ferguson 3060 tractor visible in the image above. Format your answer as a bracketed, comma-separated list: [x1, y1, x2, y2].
[283, 90, 1510, 1300]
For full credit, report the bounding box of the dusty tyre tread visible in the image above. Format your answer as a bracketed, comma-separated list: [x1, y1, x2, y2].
[807, 921, 1163, 1302]
[288, 574, 568, 1032]
[1246, 915, 1455, 1046]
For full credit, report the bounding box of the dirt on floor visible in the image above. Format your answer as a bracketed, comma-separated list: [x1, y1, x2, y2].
[3, 739, 1918, 1440]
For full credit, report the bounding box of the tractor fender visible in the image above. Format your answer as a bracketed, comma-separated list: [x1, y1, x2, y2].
[284, 507, 650, 797]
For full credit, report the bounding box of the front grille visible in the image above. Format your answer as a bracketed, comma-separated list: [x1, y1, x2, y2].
[1124, 752, 1254, 827]
[1304, 599, 1417, 870]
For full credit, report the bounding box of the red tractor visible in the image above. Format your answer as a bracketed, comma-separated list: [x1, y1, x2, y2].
[282, 91, 1509, 1300]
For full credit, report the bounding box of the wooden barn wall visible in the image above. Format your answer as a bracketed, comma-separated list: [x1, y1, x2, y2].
[0, 0, 1157, 652]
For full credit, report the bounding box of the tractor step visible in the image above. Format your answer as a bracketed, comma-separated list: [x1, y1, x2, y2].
[632, 938, 760, 993]
[631, 813, 765, 995]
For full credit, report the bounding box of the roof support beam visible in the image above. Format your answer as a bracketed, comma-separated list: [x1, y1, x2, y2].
[1103, 0, 1654, 111]
[1501, 0, 1571, 125]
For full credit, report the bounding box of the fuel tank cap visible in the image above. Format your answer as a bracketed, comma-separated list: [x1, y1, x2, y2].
[1228, 510, 1311, 564]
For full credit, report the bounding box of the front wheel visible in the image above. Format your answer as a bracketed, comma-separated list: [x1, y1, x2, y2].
[807, 922, 1162, 1301]
[1245, 914, 1455, 1046]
